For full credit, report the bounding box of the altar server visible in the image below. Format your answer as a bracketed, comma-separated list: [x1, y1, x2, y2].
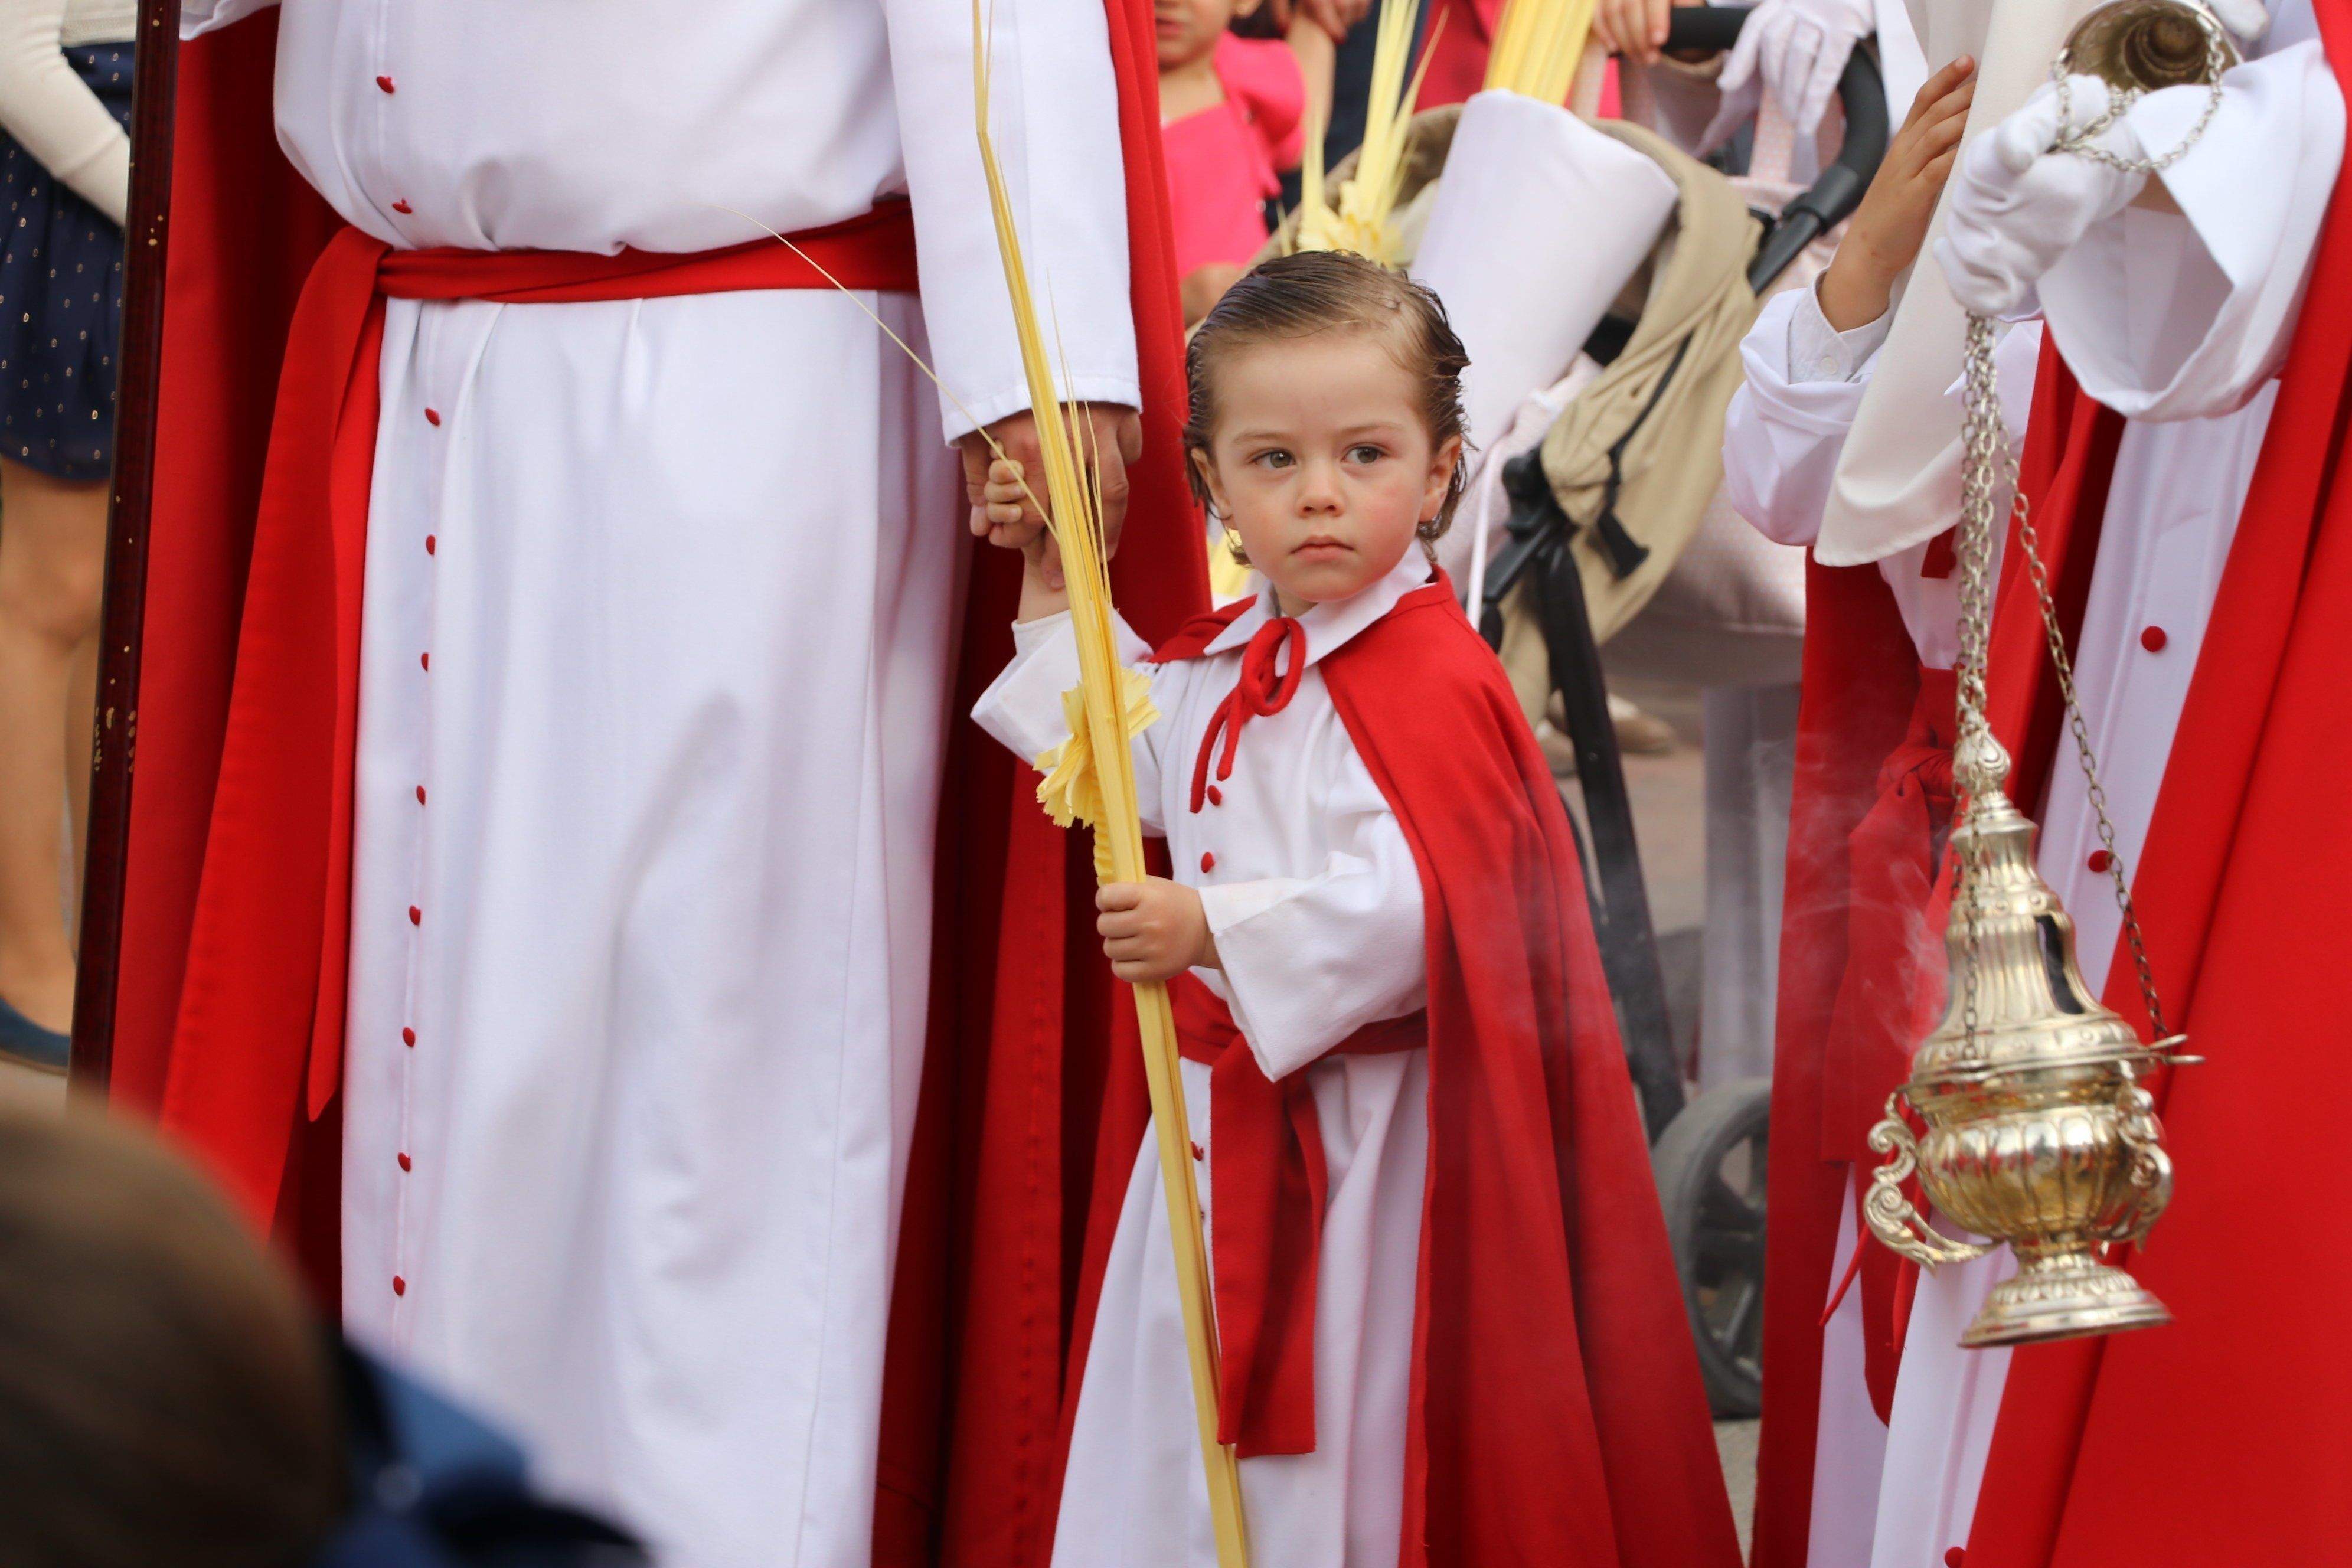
[1912, 4, 2348, 1564]
[977, 250, 1738, 1568]
[103, 3, 1206, 1566]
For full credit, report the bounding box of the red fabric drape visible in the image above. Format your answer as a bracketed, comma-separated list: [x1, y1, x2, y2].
[1052, 580, 1741, 1568]
[112, 10, 1203, 1567]
[1964, 11, 2352, 1562]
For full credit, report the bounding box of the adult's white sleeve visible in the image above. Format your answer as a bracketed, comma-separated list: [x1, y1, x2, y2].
[1722, 284, 1889, 547]
[882, 0, 1141, 441]
[970, 610, 1172, 834]
[0, 0, 129, 223]
[2038, 42, 2344, 421]
[181, 0, 276, 37]
[1201, 757, 1427, 1082]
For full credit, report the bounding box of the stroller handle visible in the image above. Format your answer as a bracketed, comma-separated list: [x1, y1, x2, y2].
[1659, 5, 1892, 292]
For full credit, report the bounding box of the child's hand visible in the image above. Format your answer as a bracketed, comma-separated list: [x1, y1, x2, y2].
[1817, 55, 1977, 332]
[1097, 878, 1219, 985]
[986, 456, 1070, 618]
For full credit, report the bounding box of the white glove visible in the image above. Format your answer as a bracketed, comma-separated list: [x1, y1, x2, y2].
[1701, 0, 1876, 149]
[1932, 76, 2150, 319]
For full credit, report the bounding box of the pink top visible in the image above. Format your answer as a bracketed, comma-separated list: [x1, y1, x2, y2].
[1162, 35, 1306, 279]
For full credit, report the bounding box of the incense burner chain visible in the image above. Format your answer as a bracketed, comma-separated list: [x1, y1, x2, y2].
[1860, 0, 2226, 1347]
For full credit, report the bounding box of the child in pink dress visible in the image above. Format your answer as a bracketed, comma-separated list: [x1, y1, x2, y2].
[1158, 0, 1320, 323]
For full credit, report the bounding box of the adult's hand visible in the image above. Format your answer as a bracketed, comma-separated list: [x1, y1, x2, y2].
[1935, 75, 2148, 320]
[1701, 0, 1876, 148]
[958, 403, 1145, 560]
[1593, 0, 1679, 67]
[1263, 0, 1368, 40]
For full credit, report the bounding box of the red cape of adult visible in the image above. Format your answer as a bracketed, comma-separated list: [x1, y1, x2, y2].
[101, 11, 1204, 1568]
[1958, 8, 2352, 1562]
[1047, 578, 1741, 1568]
[1748, 367, 2127, 1568]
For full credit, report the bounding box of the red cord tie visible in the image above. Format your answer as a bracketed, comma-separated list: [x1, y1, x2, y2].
[1190, 617, 1305, 814]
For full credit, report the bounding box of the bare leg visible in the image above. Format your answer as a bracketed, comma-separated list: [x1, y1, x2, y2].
[65, 632, 99, 926]
[0, 458, 109, 1033]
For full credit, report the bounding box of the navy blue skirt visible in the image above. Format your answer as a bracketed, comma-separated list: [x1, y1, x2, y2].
[0, 43, 133, 481]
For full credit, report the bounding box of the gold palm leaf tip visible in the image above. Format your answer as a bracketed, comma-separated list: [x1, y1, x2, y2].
[1296, 0, 1439, 266]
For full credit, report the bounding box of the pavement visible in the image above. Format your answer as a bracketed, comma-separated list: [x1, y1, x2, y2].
[1582, 678, 1762, 1554]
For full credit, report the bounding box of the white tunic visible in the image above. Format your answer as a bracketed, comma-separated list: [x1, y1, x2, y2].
[179, 5, 1141, 1566]
[1723, 29, 2339, 1538]
[972, 551, 1432, 1568]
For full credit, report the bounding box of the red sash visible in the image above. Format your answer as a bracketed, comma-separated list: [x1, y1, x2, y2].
[1170, 976, 1424, 1458]
[160, 207, 920, 1224]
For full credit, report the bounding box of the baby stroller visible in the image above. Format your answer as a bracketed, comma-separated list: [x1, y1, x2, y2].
[1275, 7, 1887, 1416]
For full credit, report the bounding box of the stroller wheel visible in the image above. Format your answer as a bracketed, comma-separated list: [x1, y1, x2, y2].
[1651, 1078, 1770, 1419]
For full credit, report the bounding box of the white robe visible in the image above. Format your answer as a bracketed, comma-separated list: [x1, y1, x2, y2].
[972, 551, 1433, 1568]
[179, 5, 1139, 1566]
[1726, 11, 2341, 1565]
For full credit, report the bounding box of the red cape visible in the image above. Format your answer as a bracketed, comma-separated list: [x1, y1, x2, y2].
[1749, 359, 2126, 1568]
[1051, 579, 1740, 1568]
[1961, 11, 2352, 1562]
[106, 12, 1203, 1568]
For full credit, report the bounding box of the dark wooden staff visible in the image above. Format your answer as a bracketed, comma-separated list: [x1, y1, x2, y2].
[69, 0, 181, 1092]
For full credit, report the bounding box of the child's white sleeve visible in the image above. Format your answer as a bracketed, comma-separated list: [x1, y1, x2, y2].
[1723, 281, 1893, 548]
[969, 611, 1174, 834]
[1202, 754, 1426, 1081]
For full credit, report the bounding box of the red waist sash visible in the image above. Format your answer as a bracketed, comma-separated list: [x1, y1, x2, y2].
[161, 206, 919, 1224]
[1169, 974, 1424, 1459]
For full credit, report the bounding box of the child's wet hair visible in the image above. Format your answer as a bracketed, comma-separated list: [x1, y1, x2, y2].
[1184, 250, 1472, 545]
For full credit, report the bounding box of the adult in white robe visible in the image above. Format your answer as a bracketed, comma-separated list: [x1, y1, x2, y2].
[972, 550, 1433, 1568]
[174, 5, 1141, 1566]
[1865, 8, 2340, 1564]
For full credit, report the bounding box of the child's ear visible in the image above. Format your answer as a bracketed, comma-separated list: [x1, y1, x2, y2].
[1423, 435, 1464, 518]
[1190, 447, 1232, 519]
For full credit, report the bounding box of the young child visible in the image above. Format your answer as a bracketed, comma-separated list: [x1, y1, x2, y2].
[973, 250, 1737, 1568]
[1158, 0, 1330, 325]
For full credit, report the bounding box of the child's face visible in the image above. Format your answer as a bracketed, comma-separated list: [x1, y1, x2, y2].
[1156, 0, 1240, 69]
[1195, 331, 1462, 615]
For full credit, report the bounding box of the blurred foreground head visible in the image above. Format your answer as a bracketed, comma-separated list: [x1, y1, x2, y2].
[0, 1106, 344, 1568]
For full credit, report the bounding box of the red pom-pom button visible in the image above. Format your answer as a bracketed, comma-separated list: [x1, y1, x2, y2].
[392, 1275, 407, 1296]
[401, 1027, 416, 1047]
[1200, 852, 1217, 873]
[416, 785, 427, 805]
[1190, 1141, 1204, 1161]
[397, 1152, 412, 1172]
[408, 906, 422, 926]
[391, 199, 413, 214]
[2088, 849, 2113, 873]
[376, 74, 396, 94]
[1206, 784, 1223, 806]
[1945, 1550, 1966, 1568]
[425, 535, 436, 555]
[2140, 625, 2168, 652]
[420, 652, 430, 671]
[424, 407, 441, 426]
